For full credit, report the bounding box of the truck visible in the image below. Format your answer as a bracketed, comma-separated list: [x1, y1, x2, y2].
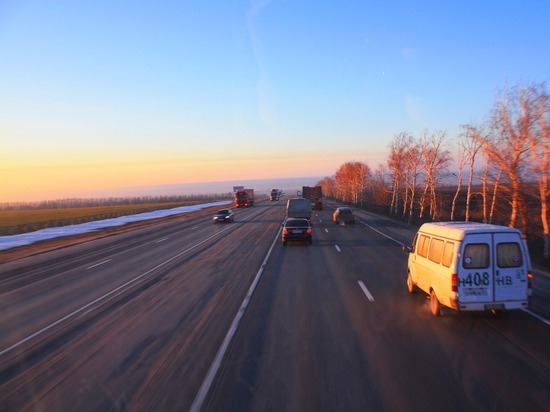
[270, 188, 280, 201]
[302, 186, 323, 210]
[234, 188, 254, 208]
[286, 198, 312, 221]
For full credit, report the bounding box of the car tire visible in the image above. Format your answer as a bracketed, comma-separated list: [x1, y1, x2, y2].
[430, 290, 441, 316]
[407, 272, 415, 293]
[309, 239, 312, 245]
[283, 240, 287, 246]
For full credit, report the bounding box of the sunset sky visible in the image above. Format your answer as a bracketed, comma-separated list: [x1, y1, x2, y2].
[1, 0, 549, 202]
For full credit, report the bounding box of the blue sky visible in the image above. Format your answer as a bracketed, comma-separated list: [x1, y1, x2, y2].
[1, 0, 549, 201]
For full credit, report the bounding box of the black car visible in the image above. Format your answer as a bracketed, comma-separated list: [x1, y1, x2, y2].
[213, 208, 234, 223]
[333, 207, 355, 224]
[282, 218, 312, 245]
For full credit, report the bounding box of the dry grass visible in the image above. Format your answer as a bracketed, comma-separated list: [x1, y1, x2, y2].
[0, 202, 202, 236]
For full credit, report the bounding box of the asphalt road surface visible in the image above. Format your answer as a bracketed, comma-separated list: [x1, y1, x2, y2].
[1, 199, 549, 411]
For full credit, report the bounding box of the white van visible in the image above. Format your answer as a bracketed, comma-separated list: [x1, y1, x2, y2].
[405, 222, 532, 316]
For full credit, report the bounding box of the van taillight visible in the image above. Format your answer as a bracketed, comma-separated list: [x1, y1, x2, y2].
[528, 271, 533, 288]
[452, 274, 458, 292]
[306, 228, 312, 234]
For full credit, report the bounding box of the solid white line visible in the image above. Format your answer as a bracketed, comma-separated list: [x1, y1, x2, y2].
[522, 308, 550, 326]
[335, 245, 341, 252]
[358, 280, 375, 302]
[86, 259, 112, 270]
[357, 218, 406, 247]
[190, 227, 282, 412]
[155, 237, 168, 243]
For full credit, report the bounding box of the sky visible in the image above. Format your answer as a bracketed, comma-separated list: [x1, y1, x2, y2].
[1, 0, 549, 202]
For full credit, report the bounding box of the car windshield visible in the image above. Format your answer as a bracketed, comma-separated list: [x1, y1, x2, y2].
[217, 209, 230, 214]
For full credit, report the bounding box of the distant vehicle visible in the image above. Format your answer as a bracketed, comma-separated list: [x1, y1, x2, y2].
[286, 198, 312, 221]
[333, 207, 355, 224]
[302, 185, 323, 210]
[404, 222, 532, 316]
[213, 209, 234, 223]
[270, 188, 280, 201]
[234, 188, 254, 207]
[282, 218, 312, 245]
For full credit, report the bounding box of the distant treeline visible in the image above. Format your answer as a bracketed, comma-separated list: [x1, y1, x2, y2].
[1, 193, 233, 211]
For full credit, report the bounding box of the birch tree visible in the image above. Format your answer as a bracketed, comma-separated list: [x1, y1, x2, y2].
[526, 84, 550, 257]
[460, 124, 484, 221]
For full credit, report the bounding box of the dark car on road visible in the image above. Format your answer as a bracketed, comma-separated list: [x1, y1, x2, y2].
[333, 207, 355, 224]
[213, 208, 234, 223]
[282, 217, 312, 245]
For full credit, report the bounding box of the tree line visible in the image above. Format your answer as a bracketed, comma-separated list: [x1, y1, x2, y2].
[316, 82, 549, 259]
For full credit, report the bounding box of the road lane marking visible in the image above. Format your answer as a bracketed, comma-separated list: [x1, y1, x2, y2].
[0, 223, 236, 358]
[356, 218, 407, 247]
[191, 226, 198, 230]
[325, 228, 329, 233]
[358, 280, 375, 302]
[335, 245, 341, 252]
[155, 237, 168, 243]
[522, 308, 550, 326]
[190, 227, 282, 412]
[86, 259, 112, 270]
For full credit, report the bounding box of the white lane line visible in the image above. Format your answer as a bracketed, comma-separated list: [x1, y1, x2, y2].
[191, 226, 199, 230]
[325, 228, 329, 233]
[357, 218, 406, 247]
[358, 280, 375, 302]
[86, 259, 112, 270]
[522, 308, 550, 326]
[190, 227, 282, 412]
[155, 237, 168, 243]
[335, 245, 341, 252]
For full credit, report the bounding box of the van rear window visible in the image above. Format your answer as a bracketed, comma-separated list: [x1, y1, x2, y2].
[497, 243, 523, 268]
[463, 244, 489, 269]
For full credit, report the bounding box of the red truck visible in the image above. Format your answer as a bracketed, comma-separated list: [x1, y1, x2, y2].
[302, 186, 323, 210]
[234, 188, 255, 207]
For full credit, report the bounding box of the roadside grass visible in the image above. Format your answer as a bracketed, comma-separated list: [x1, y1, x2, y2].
[0, 201, 206, 236]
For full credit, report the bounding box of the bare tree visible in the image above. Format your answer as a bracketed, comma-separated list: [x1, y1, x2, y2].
[460, 124, 484, 221]
[316, 177, 336, 199]
[387, 133, 409, 216]
[451, 141, 465, 221]
[526, 83, 550, 257]
[334, 161, 371, 204]
[473, 86, 532, 233]
[488, 164, 504, 224]
[418, 129, 450, 221]
[403, 135, 423, 224]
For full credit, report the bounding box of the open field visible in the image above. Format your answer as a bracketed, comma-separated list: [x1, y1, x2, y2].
[0, 201, 209, 236]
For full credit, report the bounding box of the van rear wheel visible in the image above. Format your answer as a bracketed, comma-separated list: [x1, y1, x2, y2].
[430, 290, 441, 316]
[407, 272, 415, 293]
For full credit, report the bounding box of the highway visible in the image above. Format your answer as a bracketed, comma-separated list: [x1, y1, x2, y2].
[1, 199, 549, 411]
